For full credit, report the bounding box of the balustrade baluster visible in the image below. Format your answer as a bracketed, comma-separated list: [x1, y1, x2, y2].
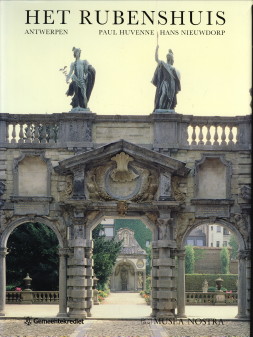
[235, 127, 239, 144]
[221, 125, 227, 145]
[6, 124, 10, 143]
[191, 125, 197, 145]
[33, 124, 40, 144]
[198, 125, 204, 145]
[228, 126, 234, 145]
[49, 125, 55, 144]
[25, 124, 32, 143]
[41, 125, 47, 144]
[213, 125, 219, 145]
[11, 124, 17, 143]
[206, 125, 211, 145]
[18, 123, 24, 143]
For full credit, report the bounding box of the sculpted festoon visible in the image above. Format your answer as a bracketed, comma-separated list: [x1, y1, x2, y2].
[65, 47, 95, 110]
[152, 46, 181, 111]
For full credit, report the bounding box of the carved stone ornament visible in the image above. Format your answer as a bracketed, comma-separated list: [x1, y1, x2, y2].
[117, 201, 128, 215]
[86, 159, 158, 202]
[238, 249, 251, 260]
[230, 213, 249, 242]
[171, 176, 186, 202]
[175, 213, 195, 244]
[0, 182, 5, 196]
[59, 175, 73, 201]
[240, 185, 251, 200]
[146, 212, 158, 224]
[110, 152, 139, 182]
[157, 218, 173, 240]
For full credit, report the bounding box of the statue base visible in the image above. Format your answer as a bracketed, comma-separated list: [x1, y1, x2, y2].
[69, 107, 91, 113]
[154, 109, 176, 114]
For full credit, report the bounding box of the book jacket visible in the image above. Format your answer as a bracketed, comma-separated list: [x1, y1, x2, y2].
[0, 0, 251, 337]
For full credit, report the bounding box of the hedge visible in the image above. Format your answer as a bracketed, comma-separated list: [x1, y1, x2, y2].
[185, 274, 238, 292]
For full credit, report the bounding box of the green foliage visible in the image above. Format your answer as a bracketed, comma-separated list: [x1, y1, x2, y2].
[145, 246, 151, 276]
[208, 286, 227, 292]
[229, 235, 239, 260]
[145, 276, 151, 295]
[194, 248, 205, 261]
[207, 286, 217, 292]
[185, 245, 195, 274]
[220, 247, 230, 274]
[6, 223, 59, 291]
[114, 219, 152, 251]
[185, 274, 238, 292]
[93, 224, 122, 289]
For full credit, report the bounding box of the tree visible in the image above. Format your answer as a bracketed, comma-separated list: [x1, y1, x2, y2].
[6, 223, 59, 290]
[229, 235, 239, 260]
[185, 245, 195, 274]
[220, 247, 230, 274]
[92, 224, 122, 289]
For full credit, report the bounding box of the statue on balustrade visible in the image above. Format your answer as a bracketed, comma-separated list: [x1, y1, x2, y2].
[152, 46, 181, 112]
[63, 47, 96, 111]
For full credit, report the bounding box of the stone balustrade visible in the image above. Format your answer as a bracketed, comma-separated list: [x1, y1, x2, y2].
[186, 292, 238, 305]
[6, 291, 22, 303]
[6, 291, 59, 304]
[0, 113, 251, 151]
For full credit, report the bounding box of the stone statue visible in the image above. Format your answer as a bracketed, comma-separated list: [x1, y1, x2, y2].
[152, 46, 181, 111]
[65, 47, 95, 110]
[138, 272, 143, 289]
[157, 218, 172, 240]
[202, 279, 208, 293]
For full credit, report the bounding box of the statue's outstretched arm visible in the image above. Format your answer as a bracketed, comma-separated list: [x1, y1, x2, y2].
[66, 62, 74, 83]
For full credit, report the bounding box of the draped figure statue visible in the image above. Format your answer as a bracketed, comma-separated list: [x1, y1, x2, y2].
[152, 46, 181, 112]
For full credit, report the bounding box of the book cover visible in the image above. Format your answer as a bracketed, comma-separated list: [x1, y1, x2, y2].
[0, 1, 251, 337]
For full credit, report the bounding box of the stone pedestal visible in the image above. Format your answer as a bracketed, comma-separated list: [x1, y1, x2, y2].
[93, 289, 99, 305]
[22, 291, 33, 304]
[214, 292, 225, 305]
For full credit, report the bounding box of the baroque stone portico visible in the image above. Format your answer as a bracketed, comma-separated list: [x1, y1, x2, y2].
[0, 112, 251, 319]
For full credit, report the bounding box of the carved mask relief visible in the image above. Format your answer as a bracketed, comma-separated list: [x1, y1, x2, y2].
[86, 152, 158, 202]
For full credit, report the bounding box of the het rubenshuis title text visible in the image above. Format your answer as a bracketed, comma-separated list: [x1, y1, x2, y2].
[25, 10, 226, 26]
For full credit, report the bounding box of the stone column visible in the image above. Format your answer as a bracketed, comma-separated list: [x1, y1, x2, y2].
[176, 249, 186, 318]
[84, 245, 93, 317]
[57, 248, 68, 317]
[151, 217, 177, 318]
[0, 248, 8, 316]
[67, 224, 93, 319]
[245, 251, 251, 318]
[236, 250, 248, 318]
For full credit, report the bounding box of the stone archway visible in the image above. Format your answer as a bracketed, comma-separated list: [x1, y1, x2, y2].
[0, 217, 68, 317]
[177, 218, 249, 319]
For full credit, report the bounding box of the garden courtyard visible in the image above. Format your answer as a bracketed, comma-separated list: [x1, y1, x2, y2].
[0, 293, 250, 337]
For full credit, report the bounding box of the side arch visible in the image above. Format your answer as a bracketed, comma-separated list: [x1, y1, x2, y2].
[0, 216, 64, 248]
[179, 218, 246, 251]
